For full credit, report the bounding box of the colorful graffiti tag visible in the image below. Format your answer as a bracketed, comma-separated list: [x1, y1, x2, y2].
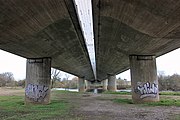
[25, 84, 49, 102]
[136, 82, 158, 99]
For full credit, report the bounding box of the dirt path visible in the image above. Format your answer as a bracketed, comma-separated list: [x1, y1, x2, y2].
[66, 93, 180, 120]
[0, 87, 24, 96]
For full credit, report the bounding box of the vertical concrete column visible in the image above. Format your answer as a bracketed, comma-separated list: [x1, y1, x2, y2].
[107, 75, 117, 91]
[78, 77, 85, 92]
[85, 80, 91, 90]
[129, 55, 159, 103]
[102, 79, 108, 91]
[25, 58, 51, 105]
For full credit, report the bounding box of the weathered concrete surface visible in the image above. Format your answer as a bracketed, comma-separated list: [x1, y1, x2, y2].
[130, 55, 159, 103]
[78, 77, 85, 92]
[1, 0, 180, 81]
[107, 75, 116, 91]
[102, 79, 108, 91]
[93, 0, 180, 80]
[25, 58, 51, 104]
[85, 80, 91, 90]
[0, 0, 94, 81]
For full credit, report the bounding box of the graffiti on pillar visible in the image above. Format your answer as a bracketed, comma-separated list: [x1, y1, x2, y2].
[25, 84, 49, 102]
[135, 82, 158, 99]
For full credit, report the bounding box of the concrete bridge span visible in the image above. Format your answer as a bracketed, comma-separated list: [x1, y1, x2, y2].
[0, 0, 180, 104]
[93, 0, 180, 80]
[0, 0, 95, 81]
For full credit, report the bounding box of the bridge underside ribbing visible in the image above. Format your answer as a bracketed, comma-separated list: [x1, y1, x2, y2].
[93, 0, 180, 80]
[0, 0, 180, 81]
[0, 0, 94, 81]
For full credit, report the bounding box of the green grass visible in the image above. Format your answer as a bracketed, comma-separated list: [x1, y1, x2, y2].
[171, 114, 180, 120]
[159, 91, 180, 96]
[0, 96, 71, 120]
[143, 99, 180, 107]
[103, 91, 131, 95]
[113, 98, 180, 107]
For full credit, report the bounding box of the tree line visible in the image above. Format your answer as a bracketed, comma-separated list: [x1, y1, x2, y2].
[0, 69, 78, 89]
[158, 73, 180, 91]
[0, 72, 25, 87]
[0, 71, 180, 91]
[117, 73, 180, 91]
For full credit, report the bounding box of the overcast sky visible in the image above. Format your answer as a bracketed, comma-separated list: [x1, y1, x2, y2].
[117, 48, 180, 81]
[0, 48, 180, 81]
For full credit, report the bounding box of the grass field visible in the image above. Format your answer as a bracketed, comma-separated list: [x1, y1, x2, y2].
[107, 91, 180, 106]
[0, 96, 71, 120]
[159, 91, 180, 96]
[113, 98, 180, 106]
[0, 88, 179, 120]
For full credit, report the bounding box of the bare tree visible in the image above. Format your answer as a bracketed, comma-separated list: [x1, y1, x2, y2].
[158, 73, 180, 91]
[0, 72, 15, 87]
[64, 73, 70, 90]
[51, 68, 61, 88]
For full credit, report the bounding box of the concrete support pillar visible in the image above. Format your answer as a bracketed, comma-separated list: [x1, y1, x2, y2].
[102, 79, 108, 91]
[85, 80, 91, 90]
[107, 75, 117, 91]
[129, 55, 159, 103]
[25, 58, 51, 105]
[78, 77, 85, 92]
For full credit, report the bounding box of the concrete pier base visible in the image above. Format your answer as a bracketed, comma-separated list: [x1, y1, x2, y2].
[102, 79, 108, 91]
[86, 80, 91, 90]
[107, 75, 117, 91]
[78, 77, 85, 92]
[129, 55, 159, 103]
[25, 58, 51, 105]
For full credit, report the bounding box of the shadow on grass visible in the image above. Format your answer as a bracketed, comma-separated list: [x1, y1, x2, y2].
[113, 98, 133, 104]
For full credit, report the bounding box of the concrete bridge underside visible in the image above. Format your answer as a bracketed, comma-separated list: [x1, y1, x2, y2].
[0, 0, 180, 82]
[93, 0, 180, 80]
[0, 0, 94, 81]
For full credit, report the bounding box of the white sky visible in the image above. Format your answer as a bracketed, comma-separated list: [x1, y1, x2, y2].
[0, 48, 180, 81]
[0, 50, 75, 80]
[117, 48, 180, 81]
[0, 50, 26, 80]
